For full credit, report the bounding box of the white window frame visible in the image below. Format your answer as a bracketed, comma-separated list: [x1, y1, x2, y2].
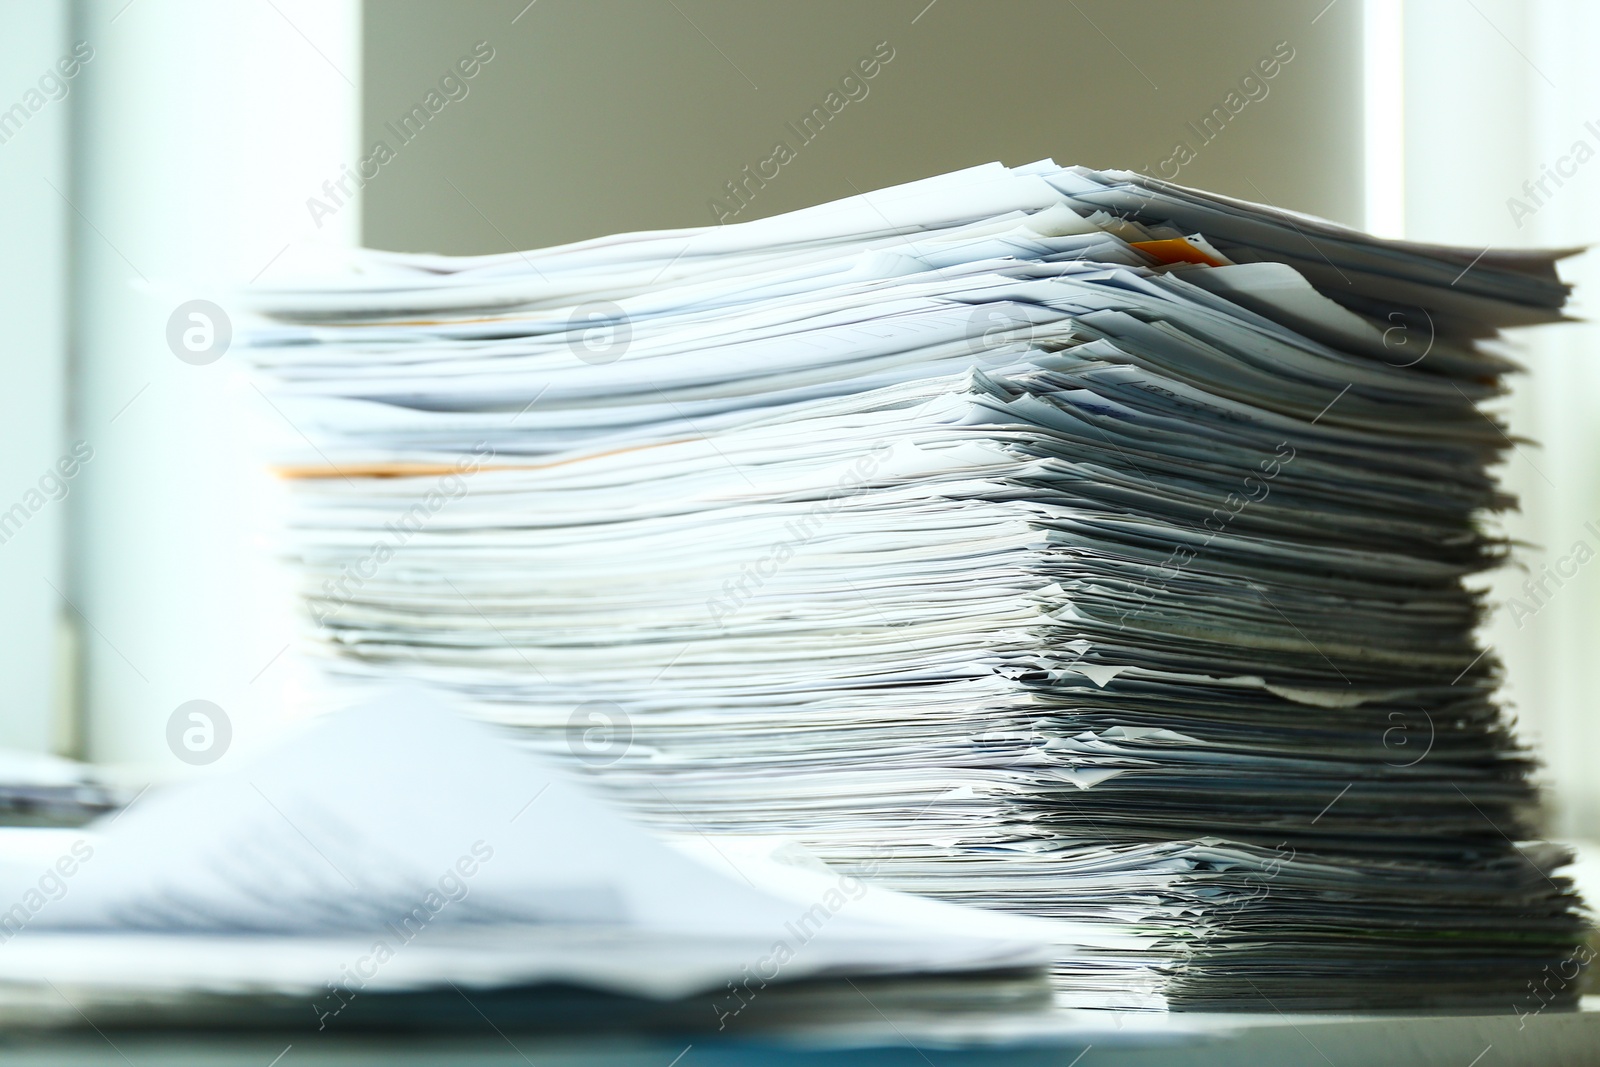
[0, 1, 73, 753]
[65, 0, 360, 773]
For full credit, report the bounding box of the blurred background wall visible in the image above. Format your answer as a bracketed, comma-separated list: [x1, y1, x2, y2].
[360, 0, 1364, 251]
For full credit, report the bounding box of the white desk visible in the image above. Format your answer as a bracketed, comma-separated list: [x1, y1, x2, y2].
[1, 1002, 1596, 1066]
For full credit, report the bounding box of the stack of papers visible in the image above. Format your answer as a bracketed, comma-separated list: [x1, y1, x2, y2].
[242, 162, 1586, 1011]
[0, 749, 117, 826]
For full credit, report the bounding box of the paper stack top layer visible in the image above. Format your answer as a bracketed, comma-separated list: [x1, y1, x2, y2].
[243, 161, 1586, 1012]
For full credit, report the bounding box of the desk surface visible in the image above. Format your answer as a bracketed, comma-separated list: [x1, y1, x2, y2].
[1, 1003, 1596, 1067]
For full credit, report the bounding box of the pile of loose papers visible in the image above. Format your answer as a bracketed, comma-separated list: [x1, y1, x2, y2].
[0, 750, 116, 826]
[0, 690, 1055, 1032]
[243, 162, 1588, 1011]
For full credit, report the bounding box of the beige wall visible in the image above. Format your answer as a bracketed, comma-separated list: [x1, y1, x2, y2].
[361, 0, 1363, 252]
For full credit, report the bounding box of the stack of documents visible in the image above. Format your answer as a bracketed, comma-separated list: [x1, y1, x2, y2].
[0, 749, 117, 826]
[243, 162, 1586, 1011]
